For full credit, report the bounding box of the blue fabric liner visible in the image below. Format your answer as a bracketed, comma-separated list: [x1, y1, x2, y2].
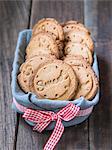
[11, 30, 100, 129]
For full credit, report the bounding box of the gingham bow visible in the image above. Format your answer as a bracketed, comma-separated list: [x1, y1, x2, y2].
[23, 103, 80, 150]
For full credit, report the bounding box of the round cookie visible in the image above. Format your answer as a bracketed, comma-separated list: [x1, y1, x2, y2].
[18, 74, 30, 93]
[34, 60, 78, 100]
[32, 18, 64, 41]
[64, 55, 99, 100]
[65, 30, 94, 52]
[63, 20, 90, 34]
[64, 42, 93, 64]
[26, 32, 60, 59]
[18, 55, 55, 93]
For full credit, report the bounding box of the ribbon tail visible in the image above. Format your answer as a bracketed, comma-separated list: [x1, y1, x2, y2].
[44, 118, 64, 150]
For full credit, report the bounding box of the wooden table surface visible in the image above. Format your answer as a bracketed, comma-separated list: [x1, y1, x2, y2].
[0, 0, 112, 150]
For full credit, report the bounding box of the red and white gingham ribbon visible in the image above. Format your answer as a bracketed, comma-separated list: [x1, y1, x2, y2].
[13, 98, 93, 150]
[23, 103, 80, 150]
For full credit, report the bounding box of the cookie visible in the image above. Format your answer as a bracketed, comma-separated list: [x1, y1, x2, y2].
[32, 18, 64, 41]
[18, 55, 55, 93]
[64, 42, 93, 65]
[65, 30, 94, 52]
[34, 60, 78, 100]
[63, 20, 90, 34]
[26, 32, 60, 59]
[64, 55, 99, 100]
[18, 73, 30, 92]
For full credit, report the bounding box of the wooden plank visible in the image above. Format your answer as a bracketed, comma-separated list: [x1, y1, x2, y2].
[0, 1, 31, 150]
[30, 0, 84, 28]
[56, 122, 89, 150]
[16, 0, 90, 150]
[84, 0, 112, 149]
[16, 116, 51, 150]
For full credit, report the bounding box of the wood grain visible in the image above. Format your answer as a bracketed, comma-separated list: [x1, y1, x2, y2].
[16, 0, 89, 150]
[0, 1, 31, 150]
[30, 0, 84, 28]
[84, 0, 112, 149]
[56, 122, 89, 150]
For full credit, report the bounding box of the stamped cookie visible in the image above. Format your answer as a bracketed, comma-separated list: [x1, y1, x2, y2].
[18, 55, 55, 93]
[64, 56, 99, 100]
[34, 60, 78, 100]
[64, 42, 93, 64]
[32, 18, 64, 41]
[65, 30, 94, 52]
[26, 32, 60, 59]
[63, 20, 90, 34]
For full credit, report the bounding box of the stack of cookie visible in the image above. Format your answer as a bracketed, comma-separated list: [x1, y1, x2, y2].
[18, 18, 99, 101]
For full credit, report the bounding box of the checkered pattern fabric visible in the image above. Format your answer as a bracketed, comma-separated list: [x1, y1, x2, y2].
[23, 103, 80, 150]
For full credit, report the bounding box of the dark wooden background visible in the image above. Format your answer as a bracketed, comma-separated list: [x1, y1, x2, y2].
[0, 0, 112, 150]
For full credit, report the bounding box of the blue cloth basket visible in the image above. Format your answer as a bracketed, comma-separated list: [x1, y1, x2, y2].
[11, 30, 100, 130]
